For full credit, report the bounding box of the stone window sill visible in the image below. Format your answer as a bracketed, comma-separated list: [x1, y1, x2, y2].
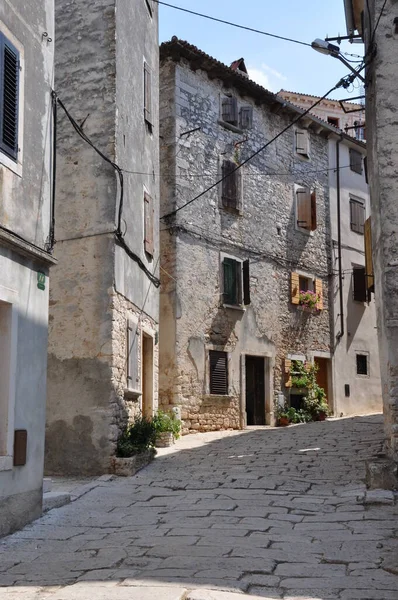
[223, 304, 245, 312]
[124, 388, 142, 400]
[202, 394, 234, 401]
[218, 119, 244, 135]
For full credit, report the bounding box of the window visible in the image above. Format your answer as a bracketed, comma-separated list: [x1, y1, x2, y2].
[350, 199, 365, 234]
[291, 272, 323, 309]
[0, 290, 17, 472]
[221, 160, 241, 210]
[352, 266, 367, 302]
[0, 32, 20, 161]
[145, 0, 153, 16]
[364, 217, 374, 294]
[327, 116, 339, 128]
[209, 350, 228, 395]
[356, 353, 369, 376]
[127, 319, 140, 391]
[239, 106, 253, 130]
[350, 148, 363, 174]
[222, 257, 250, 306]
[144, 191, 154, 256]
[295, 128, 309, 158]
[354, 121, 366, 141]
[296, 187, 317, 231]
[144, 62, 152, 127]
[221, 96, 238, 126]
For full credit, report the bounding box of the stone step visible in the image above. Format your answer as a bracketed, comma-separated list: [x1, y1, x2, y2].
[42, 492, 71, 513]
[43, 477, 52, 493]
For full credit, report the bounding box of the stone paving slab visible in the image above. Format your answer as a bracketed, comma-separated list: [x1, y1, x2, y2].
[0, 415, 397, 600]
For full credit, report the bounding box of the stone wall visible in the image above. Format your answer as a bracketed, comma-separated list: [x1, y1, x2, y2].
[159, 52, 332, 432]
[364, 0, 398, 459]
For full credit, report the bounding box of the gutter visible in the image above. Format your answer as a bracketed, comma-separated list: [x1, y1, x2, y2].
[336, 135, 344, 340]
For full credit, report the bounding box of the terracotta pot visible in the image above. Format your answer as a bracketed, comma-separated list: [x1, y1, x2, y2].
[317, 411, 327, 421]
[278, 417, 290, 427]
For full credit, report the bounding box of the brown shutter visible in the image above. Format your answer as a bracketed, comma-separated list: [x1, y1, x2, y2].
[144, 192, 154, 256]
[210, 350, 228, 395]
[284, 359, 292, 388]
[222, 96, 238, 125]
[222, 160, 238, 208]
[310, 190, 317, 231]
[350, 148, 363, 174]
[297, 188, 311, 229]
[240, 106, 253, 129]
[295, 130, 309, 155]
[243, 260, 250, 305]
[353, 267, 367, 302]
[350, 200, 365, 234]
[315, 278, 323, 310]
[291, 272, 300, 304]
[364, 217, 374, 293]
[144, 62, 152, 124]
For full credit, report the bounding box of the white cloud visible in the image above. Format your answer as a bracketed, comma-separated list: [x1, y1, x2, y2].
[247, 63, 287, 92]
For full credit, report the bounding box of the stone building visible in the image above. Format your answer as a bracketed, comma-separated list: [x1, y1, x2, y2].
[279, 91, 366, 141]
[45, 0, 160, 475]
[159, 38, 353, 432]
[343, 0, 398, 462]
[277, 91, 381, 416]
[0, 1, 56, 535]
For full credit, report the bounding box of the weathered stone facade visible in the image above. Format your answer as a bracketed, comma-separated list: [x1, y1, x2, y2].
[159, 39, 339, 432]
[46, 0, 159, 475]
[343, 0, 398, 461]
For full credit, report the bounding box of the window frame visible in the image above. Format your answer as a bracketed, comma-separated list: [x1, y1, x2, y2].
[221, 253, 250, 308]
[352, 265, 367, 303]
[356, 352, 369, 377]
[0, 24, 23, 176]
[143, 60, 152, 129]
[220, 158, 242, 212]
[209, 349, 229, 396]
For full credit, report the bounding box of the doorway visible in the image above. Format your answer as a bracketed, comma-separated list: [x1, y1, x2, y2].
[142, 333, 154, 418]
[245, 355, 265, 425]
[314, 356, 331, 407]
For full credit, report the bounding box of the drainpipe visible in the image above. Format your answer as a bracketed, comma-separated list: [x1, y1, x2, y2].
[336, 135, 344, 339]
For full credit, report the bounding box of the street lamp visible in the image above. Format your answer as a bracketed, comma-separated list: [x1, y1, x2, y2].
[311, 38, 365, 83]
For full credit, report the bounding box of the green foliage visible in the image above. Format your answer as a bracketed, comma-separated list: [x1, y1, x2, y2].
[152, 410, 182, 439]
[116, 415, 156, 457]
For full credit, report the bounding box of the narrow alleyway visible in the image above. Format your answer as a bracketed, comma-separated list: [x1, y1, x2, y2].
[1, 415, 397, 600]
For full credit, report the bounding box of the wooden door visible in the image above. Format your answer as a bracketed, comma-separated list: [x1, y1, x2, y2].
[314, 357, 330, 406]
[245, 356, 265, 426]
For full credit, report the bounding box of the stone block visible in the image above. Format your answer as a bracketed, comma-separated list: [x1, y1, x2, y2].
[365, 458, 398, 490]
[363, 489, 396, 505]
[109, 448, 156, 476]
[42, 492, 71, 513]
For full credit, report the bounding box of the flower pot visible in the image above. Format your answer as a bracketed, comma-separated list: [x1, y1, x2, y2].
[155, 431, 175, 447]
[317, 411, 327, 421]
[110, 447, 156, 477]
[278, 417, 290, 427]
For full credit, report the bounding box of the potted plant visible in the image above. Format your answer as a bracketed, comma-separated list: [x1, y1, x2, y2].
[277, 411, 290, 427]
[111, 415, 157, 476]
[153, 410, 182, 447]
[299, 290, 321, 312]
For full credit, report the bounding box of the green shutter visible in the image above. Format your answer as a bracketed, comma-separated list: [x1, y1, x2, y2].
[223, 258, 238, 305]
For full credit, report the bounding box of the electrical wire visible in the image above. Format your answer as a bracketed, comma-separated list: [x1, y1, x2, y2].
[55, 95, 160, 288]
[160, 74, 357, 221]
[371, 0, 388, 45]
[155, 1, 312, 48]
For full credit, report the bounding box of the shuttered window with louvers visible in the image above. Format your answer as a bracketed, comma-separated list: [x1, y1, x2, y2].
[209, 350, 228, 395]
[222, 96, 238, 125]
[222, 160, 240, 209]
[0, 33, 19, 160]
[350, 199, 365, 234]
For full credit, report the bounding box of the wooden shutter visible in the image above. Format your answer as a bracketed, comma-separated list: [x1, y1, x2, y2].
[350, 200, 365, 234]
[364, 217, 374, 293]
[0, 34, 19, 160]
[295, 129, 309, 156]
[222, 96, 238, 125]
[296, 188, 311, 229]
[144, 192, 154, 256]
[222, 160, 238, 208]
[243, 259, 250, 305]
[284, 358, 292, 388]
[209, 350, 228, 395]
[350, 148, 363, 174]
[353, 267, 367, 302]
[144, 62, 152, 124]
[240, 106, 253, 129]
[291, 272, 300, 304]
[315, 278, 323, 310]
[223, 257, 240, 305]
[310, 190, 317, 231]
[127, 320, 140, 390]
[364, 156, 368, 184]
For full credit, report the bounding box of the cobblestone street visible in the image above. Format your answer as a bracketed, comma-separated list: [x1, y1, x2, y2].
[1, 415, 397, 600]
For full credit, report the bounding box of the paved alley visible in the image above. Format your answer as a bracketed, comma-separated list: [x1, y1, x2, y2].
[1, 415, 398, 600]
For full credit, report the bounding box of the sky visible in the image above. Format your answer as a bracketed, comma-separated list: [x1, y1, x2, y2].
[159, 0, 364, 101]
